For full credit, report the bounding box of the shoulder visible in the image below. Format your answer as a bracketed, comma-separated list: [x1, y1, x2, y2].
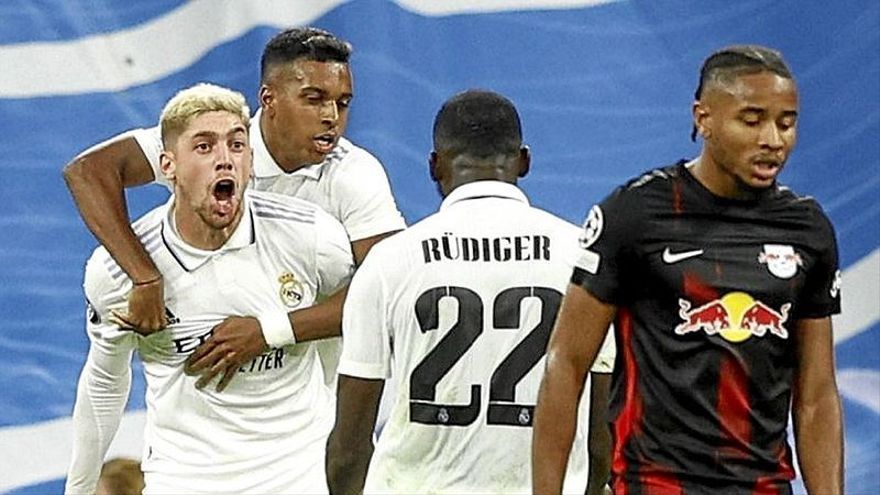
[767, 185, 836, 237]
[130, 206, 167, 253]
[325, 137, 391, 184]
[617, 162, 682, 198]
[94, 205, 166, 286]
[249, 190, 319, 225]
[592, 163, 682, 221]
[249, 190, 349, 245]
[331, 137, 384, 168]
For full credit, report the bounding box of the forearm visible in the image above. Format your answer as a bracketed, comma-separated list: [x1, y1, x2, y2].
[63, 153, 158, 283]
[326, 434, 373, 495]
[65, 351, 132, 495]
[290, 286, 348, 342]
[533, 360, 586, 495]
[794, 389, 844, 495]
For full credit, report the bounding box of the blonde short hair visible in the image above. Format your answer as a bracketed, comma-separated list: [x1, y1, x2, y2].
[159, 83, 250, 148]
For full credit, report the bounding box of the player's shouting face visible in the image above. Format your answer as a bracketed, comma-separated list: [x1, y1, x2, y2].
[696, 71, 798, 193]
[163, 110, 252, 240]
[260, 59, 353, 169]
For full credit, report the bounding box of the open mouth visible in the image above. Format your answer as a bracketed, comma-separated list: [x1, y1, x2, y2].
[313, 133, 337, 154]
[211, 179, 237, 216]
[213, 179, 235, 201]
[750, 162, 781, 184]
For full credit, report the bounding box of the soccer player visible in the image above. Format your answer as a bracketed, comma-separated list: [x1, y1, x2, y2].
[62, 27, 405, 390]
[532, 45, 844, 495]
[65, 83, 354, 494]
[326, 90, 616, 495]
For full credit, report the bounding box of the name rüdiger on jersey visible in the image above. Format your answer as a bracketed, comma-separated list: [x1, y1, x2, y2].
[421, 233, 551, 263]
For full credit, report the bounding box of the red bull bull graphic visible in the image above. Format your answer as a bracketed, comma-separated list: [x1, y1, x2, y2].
[675, 292, 791, 342]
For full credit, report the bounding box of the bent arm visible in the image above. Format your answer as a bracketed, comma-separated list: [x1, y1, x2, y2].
[63, 136, 159, 283]
[792, 317, 844, 495]
[533, 284, 616, 495]
[326, 375, 384, 495]
[285, 231, 398, 343]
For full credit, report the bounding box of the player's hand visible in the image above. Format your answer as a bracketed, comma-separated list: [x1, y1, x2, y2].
[109, 277, 167, 336]
[185, 316, 268, 392]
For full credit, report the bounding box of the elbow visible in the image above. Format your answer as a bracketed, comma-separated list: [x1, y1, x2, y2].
[63, 154, 108, 194]
[62, 156, 86, 189]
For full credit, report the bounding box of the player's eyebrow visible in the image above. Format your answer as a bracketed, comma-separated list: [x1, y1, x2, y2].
[227, 125, 248, 136]
[190, 130, 220, 140]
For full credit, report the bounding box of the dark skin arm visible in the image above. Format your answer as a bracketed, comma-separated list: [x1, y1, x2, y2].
[65, 130, 404, 388]
[63, 136, 167, 333]
[326, 375, 384, 495]
[792, 317, 844, 495]
[186, 231, 400, 391]
[533, 283, 616, 495]
[585, 372, 612, 495]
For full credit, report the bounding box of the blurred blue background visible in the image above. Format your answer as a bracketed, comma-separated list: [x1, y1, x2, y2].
[0, 1, 877, 492]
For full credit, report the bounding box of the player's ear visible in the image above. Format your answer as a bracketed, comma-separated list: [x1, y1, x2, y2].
[160, 151, 177, 182]
[693, 100, 711, 139]
[259, 85, 274, 116]
[517, 145, 530, 178]
[428, 151, 440, 182]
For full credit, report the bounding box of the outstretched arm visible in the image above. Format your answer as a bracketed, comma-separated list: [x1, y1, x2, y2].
[63, 136, 166, 333]
[792, 317, 843, 495]
[326, 375, 384, 495]
[533, 284, 616, 495]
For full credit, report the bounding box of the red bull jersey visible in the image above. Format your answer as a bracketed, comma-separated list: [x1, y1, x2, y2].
[571, 161, 841, 494]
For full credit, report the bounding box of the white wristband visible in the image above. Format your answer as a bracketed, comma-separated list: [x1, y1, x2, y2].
[257, 310, 296, 348]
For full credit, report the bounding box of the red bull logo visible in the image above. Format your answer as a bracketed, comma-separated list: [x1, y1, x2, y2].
[675, 292, 791, 342]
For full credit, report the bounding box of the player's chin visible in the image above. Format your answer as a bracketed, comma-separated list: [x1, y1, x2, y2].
[746, 176, 777, 190]
[307, 146, 333, 164]
[206, 202, 241, 229]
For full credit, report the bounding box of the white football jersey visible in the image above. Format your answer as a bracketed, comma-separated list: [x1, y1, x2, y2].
[124, 110, 405, 398]
[66, 191, 354, 495]
[340, 181, 615, 494]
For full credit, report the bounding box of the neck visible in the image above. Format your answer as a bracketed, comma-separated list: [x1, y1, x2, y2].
[172, 202, 243, 251]
[688, 153, 763, 201]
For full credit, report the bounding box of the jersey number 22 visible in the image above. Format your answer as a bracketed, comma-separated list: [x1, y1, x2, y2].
[410, 285, 561, 428]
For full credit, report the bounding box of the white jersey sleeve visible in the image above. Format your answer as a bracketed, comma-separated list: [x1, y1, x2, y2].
[314, 209, 356, 299]
[128, 126, 169, 188]
[333, 145, 406, 241]
[338, 250, 392, 379]
[74, 126, 166, 188]
[65, 253, 137, 495]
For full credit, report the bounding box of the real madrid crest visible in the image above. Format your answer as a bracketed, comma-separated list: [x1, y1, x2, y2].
[758, 244, 803, 279]
[278, 272, 304, 308]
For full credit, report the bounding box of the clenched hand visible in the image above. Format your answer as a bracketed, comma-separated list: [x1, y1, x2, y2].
[185, 316, 269, 392]
[108, 277, 167, 335]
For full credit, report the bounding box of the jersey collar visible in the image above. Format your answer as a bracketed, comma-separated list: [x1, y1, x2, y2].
[160, 194, 256, 272]
[251, 108, 340, 181]
[440, 181, 529, 211]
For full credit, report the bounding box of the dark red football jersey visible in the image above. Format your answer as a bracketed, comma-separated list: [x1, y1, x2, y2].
[571, 161, 841, 495]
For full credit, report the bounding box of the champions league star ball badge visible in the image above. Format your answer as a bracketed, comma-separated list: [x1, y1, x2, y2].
[579, 205, 604, 249]
[758, 244, 803, 279]
[278, 272, 304, 308]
